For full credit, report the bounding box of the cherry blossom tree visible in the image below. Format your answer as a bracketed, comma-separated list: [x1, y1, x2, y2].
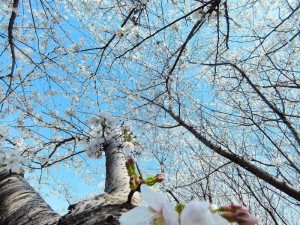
[0, 0, 299, 224]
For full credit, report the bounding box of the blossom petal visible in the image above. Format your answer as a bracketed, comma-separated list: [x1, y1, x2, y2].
[119, 206, 154, 225]
[211, 213, 229, 225]
[162, 203, 180, 225]
[180, 200, 213, 225]
[140, 184, 169, 211]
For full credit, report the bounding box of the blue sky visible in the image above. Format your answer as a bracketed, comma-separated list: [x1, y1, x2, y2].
[25, 157, 107, 214]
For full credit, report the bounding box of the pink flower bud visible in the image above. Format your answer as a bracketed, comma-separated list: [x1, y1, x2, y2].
[220, 205, 258, 225]
[236, 207, 258, 225]
[219, 204, 242, 212]
[126, 156, 135, 166]
[221, 212, 238, 222]
[156, 173, 164, 182]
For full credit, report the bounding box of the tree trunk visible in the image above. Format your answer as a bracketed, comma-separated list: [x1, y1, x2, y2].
[58, 139, 132, 225]
[104, 139, 130, 199]
[0, 170, 60, 225]
[0, 139, 133, 225]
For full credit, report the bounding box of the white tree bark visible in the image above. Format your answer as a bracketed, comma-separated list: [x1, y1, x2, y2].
[0, 139, 132, 225]
[0, 170, 60, 225]
[104, 139, 130, 198]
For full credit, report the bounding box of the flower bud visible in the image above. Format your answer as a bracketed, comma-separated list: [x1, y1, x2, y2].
[129, 175, 140, 190]
[144, 173, 165, 186]
[156, 173, 164, 182]
[219, 205, 258, 225]
[221, 212, 238, 222]
[125, 156, 137, 177]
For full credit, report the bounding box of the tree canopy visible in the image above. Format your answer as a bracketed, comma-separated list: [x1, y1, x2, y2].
[0, 0, 299, 224]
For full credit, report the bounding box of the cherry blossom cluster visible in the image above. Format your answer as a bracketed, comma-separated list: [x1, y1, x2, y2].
[85, 112, 136, 159]
[120, 184, 258, 225]
[122, 126, 137, 158]
[85, 112, 119, 158]
[0, 136, 27, 173]
[0, 149, 22, 172]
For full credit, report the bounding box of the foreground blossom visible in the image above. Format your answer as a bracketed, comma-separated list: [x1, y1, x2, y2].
[180, 200, 229, 225]
[120, 184, 258, 225]
[120, 184, 179, 225]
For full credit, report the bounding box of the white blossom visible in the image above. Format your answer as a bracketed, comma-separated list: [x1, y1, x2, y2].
[72, 95, 80, 102]
[180, 200, 228, 225]
[85, 112, 122, 159]
[122, 141, 134, 157]
[0, 149, 23, 172]
[123, 121, 133, 132]
[120, 184, 179, 225]
[66, 108, 76, 117]
[86, 136, 105, 159]
[0, 125, 9, 140]
[120, 186, 230, 225]
[130, 27, 140, 39]
[14, 137, 27, 151]
[89, 115, 101, 126]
